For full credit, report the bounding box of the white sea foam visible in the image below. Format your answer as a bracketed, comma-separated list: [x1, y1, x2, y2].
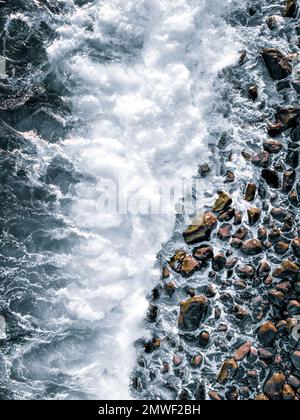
[47, 0, 240, 399]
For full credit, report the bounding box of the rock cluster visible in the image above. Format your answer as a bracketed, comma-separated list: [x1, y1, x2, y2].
[133, 0, 300, 401]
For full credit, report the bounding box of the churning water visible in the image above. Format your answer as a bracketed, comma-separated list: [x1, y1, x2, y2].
[0, 0, 241, 399]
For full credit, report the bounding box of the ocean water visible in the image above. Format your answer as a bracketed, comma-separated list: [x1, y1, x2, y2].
[0, 0, 242, 400]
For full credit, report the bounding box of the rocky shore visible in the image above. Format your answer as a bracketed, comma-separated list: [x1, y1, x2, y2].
[132, 0, 300, 400]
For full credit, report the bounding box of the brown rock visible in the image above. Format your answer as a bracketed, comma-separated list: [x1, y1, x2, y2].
[217, 359, 238, 384]
[212, 191, 232, 212]
[289, 190, 299, 206]
[274, 241, 289, 255]
[264, 372, 286, 400]
[191, 354, 203, 367]
[230, 238, 242, 249]
[193, 245, 214, 261]
[173, 355, 182, 366]
[225, 170, 235, 183]
[169, 250, 200, 278]
[252, 151, 270, 168]
[287, 300, 300, 315]
[242, 239, 263, 256]
[233, 227, 249, 240]
[234, 341, 252, 361]
[208, 391, 223, 401]
[145, 337, 161, 353]
[236, 264, 255, 279]
[283, 169, 296, 193]
[183, 212, 218, 245]
[271, 207, 287, 221]
[217, 223, 232, 241]
[255, 394, 269, 400]
[268, 228, 281, 243]
[212, 252, 226, 271]
[248, 207, 261, 225]
[218, 207, 235, 222]
[198, 331, 210, 348]
[263, 140, 283, 154]
[178, 295, 208, 331]
[283, 0, 298, 18]
[262, 48, 292, 80]
[282, 384, 295, 400]
[269, 290, 285, 307]
[291, 237, 300, 257]
[268, 108, 300, 137]
[258, 261, 271, 278]
[258, 226, 268, 241]
[233, 305, 248, 320]
[258, 321, 278, 346]
[164, 281, 176, 297]
[245, 183, 257, 201]
[234, 211, 243, 225]
[273, 260, 300, 279]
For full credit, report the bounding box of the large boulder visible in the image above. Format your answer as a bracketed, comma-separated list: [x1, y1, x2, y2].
[178, 295, 208, 331]
[183, 212, 217, 245]
[262, 48, 292, 80]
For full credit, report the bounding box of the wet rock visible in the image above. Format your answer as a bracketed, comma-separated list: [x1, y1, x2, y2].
[183, 212, 218, 245]
[271, 207, 287, 221]
[191, 354, 203, 367]
[145, 337, 161, 353]
[266, 15, 284, 30]
[226, 258, 238, 269]
[258, 226, 268, 241]
[212, 252, 227, 271]
[268, 228, 281, 243]
[255, 394, 269, 400]
[178, 295, 208, 331]
[287, 375, 300, 388]
[286, 149, 299, 168]
[169, 251, 200, 278]
[241, 239, 263, 256]
[164, 281, 176, 297]
[273, 260, 300, 279]
[199, 163, 211, 178]
[225, 386, 239, 401]
[268, 108, 300, 137]
[263, 140, 283, 154]
[234, 211, 243, 225]
[258, 261, 271, 278]
[198, 331, 210, 348]
[233, 305, 248, 320]
[282, 384, 295, 400]
[162, 362, 170, 374]
[234, 341, 252, 361]
[233, 227, 249, 240]
[212, 191, 232, 213]
[236, 264, 255, 279]
[283, 169, 296, 193]
[147, 305, 159, 323]
[194, 381, 206, 400]
[264, 372, 286, 400]
[217, 223, 232, 241]
[173, 355, 182, 366]
[225, 170, 235, 183]
[287, 300, 300, 315]
[248, 85, 258, 101]
[248, 347, 259, 363]
[193, 245, 214, 262]
[274, 241, 289, 255]
[252, 151, 270, 168]
[258, 321, 278, 346]
[208, 391, 223, 401]
[261, 169, 280, 189]
[282, 0, 298, 18]
[291, 351, 300, 370]
[231, 238, 243, 249]
[291, 237, 300, 257]
[291, 125, 300, 142]
[162, 267, 170, 279]
[217, 359, 238, 384]
[289, 190, 299, 206]
[248, 207, 261, 225]
[218, 207, 235, 222]
[269, 290, 285, 307]
[245, 183, 257, 201]
[262, 48, 292, 80]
